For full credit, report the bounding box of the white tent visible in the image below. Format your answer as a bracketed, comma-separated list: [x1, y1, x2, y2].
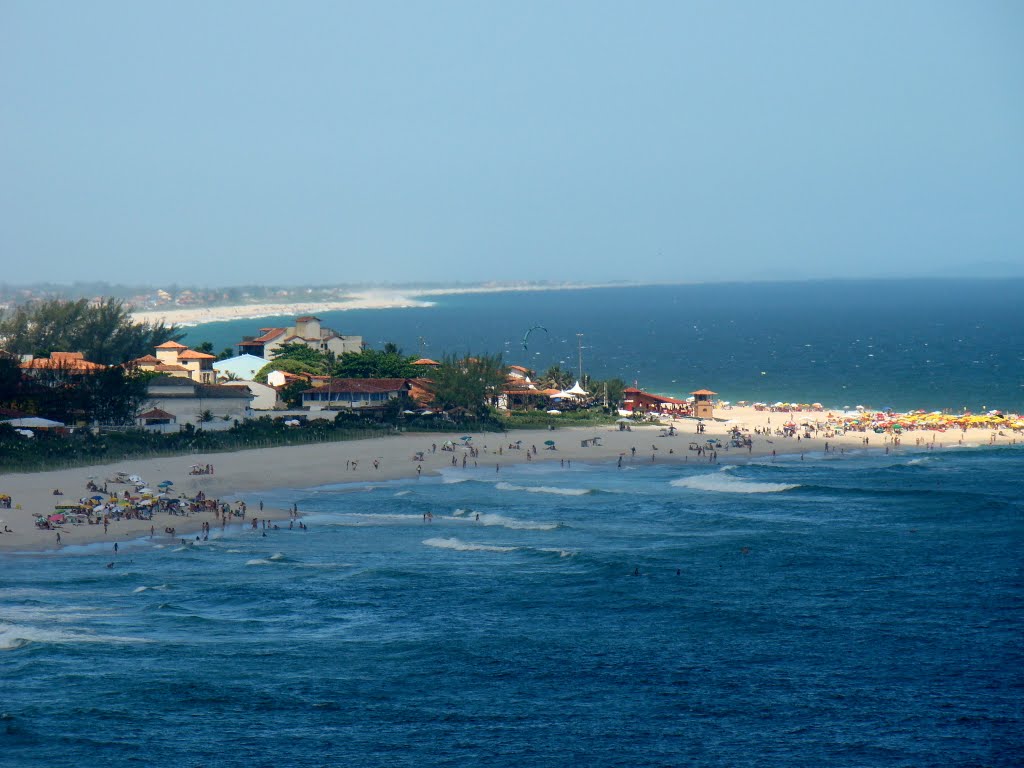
[2, 417, 65, 428]
[567, 381, 589, 396]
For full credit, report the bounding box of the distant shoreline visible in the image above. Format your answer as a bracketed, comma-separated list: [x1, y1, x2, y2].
[129, 282, 652, 327]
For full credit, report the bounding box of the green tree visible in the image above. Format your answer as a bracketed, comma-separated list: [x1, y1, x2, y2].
[539, 364, 573, 390]
[333, 346, 418, 379]
[431, 353, 505, 417]
[278, 378, 311, 408]
[0, 298, 183, 364]
[271, 342, 332, 373]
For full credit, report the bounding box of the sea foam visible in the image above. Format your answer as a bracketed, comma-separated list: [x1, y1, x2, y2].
[671, 468, 798, 494]
[495, 482, 590, 496]
[0, 622, 150, 651]
[422, 537, 517, 553]
[476, 512, 558, 531]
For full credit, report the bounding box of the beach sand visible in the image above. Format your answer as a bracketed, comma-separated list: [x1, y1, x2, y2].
[1, 406, 1014, 554]
[129, 283, 643, 327]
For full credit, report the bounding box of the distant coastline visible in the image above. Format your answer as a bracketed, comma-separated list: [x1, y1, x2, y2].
[129, 282, 651, 327]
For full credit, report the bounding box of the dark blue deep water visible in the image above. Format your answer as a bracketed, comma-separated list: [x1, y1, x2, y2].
[183, 279, 1024, 412]
[3, 447, 1023, 767]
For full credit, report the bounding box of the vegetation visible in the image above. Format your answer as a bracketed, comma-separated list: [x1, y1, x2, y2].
[430, 353, 506, 418]
[0, 298, 183, 364]
[333, 343, 419, 379]
[0, 416, 394, 473]
[252, 342, 419, 383]
[0, 358, 152, 426]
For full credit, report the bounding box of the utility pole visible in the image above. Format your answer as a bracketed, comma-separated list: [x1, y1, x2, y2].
[576, 333, 584, 385]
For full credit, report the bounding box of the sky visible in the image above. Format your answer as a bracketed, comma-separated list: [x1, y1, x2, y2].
[2, 1, 1022, 286]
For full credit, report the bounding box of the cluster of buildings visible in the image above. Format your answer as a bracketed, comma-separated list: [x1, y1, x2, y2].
[6, 315, 717, 432]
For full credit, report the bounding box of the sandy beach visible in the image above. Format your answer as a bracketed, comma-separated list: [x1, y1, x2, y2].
[1, 406, 1015, 553]
[129, 282, 649, 327]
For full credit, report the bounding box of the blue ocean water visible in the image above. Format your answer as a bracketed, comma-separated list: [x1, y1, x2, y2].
[183, 279, 1024, 412]
[3, 446, 1022, 766]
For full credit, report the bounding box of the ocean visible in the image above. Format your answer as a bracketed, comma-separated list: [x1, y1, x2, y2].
[3, 279, 1022, 765]
[2, 447, 1022, 766]
[182, 279, 1024, 413]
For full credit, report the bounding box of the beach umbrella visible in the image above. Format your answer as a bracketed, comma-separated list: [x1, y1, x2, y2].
[159, 480, 173, 486]
[460, 436, 472, 442]
[547, 409, 561, 414]
[90, 495, 104, 500]
[544, 440, 555, 446]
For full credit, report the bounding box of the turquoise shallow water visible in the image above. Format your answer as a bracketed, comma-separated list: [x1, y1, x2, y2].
[2, 446, 1022, 766]
[184, 278, 1024, 412]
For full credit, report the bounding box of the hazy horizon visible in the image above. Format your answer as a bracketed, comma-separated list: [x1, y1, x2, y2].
[3, 2, 1022, 284]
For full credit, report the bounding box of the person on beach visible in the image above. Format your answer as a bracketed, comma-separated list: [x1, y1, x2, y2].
[56, 532, 61, 545]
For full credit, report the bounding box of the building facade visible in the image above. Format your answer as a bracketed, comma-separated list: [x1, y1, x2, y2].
[237, 316, 363, 360]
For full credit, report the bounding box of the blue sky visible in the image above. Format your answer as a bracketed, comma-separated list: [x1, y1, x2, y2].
[2, 1, 1022, 285]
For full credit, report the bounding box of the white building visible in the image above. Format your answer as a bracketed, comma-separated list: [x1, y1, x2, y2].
[142, 376, 254, 429]
[236, 316, 362, 360]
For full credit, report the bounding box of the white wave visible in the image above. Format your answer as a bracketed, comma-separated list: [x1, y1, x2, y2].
[225, 549, 243, 554]
[495, 482, 590, 496]
[0, 622, 151, 651]
[538, 548, 576, 558]
[476, 512, 558, 531]
[671, 471, 798, 494]
[441, 475, 469, 484]
[906, 457, 933, 465]
[245, 558, 273, 566]
[452, 508, 469, 516]
[269, 553, 286, 561]
[422, 537, 517, 553]
[394, 490, 411, 496]
[132, 584, 169, 594]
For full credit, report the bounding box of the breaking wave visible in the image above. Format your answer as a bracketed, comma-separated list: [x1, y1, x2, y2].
[0, 622, 151, 651]
[132, 584, 170, 594]
[422, 537, 518, 553]
[475, 512, 558, 531]
[495, 482, 590, 496]
[671, 468, 799, 494]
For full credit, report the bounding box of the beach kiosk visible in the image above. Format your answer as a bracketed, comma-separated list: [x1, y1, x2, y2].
[691, 389, 717, 420]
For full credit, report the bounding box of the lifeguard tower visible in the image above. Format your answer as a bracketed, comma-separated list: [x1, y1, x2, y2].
[691, 389, 717, 420]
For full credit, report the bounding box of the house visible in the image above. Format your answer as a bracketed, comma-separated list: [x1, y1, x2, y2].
[143, 375, 254, 429]
[20, 352, 106, 375]
[622, 387, 692, 415]
[237, 316, 363, 359]
[213, 353, 267, 382]
[301, 378, 411, 413]
[411, 358, 441, 370]
[131, 342, 217, 384]
[221, 379, 279, 410]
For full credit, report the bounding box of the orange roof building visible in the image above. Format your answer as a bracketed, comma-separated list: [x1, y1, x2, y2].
[20, 352, 106, 373]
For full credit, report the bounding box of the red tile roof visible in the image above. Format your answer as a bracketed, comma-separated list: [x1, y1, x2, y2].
[303, 378, 410, 395]
[132, 355, 161, 364]
[138, 408, 176, 420]
[155, 341, 188, 349]
[178, 350, 216, 360]
[412, 358, 441, 366]
[20, 354, 106, 371]
[690, 389, 718, 396]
